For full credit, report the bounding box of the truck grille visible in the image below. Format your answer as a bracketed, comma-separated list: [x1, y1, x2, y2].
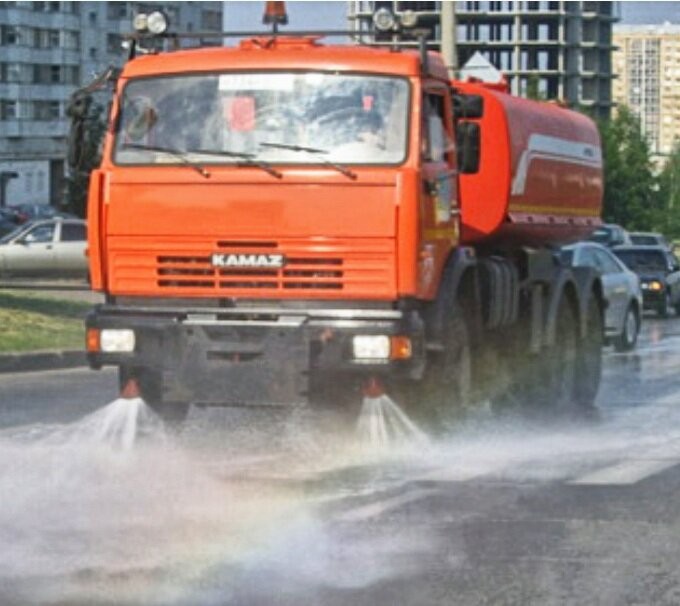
[108, 238, 395, 298]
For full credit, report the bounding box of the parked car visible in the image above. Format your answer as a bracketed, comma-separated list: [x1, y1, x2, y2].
[561, 242, 643, 351]
[587, 223, 632, 248]
[0, 218, 88, 278]
[7, 203, 76, 225]
[613, 245, 680, 318]
[629, 231, 671, 250]
[0, 210, 18, 237]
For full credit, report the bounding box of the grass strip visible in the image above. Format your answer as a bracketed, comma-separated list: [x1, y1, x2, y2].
[0, 290, 92, 353]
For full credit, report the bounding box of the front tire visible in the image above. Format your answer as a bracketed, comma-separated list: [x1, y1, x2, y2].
[407, 302, 472, 431]
[613, 304, 639, 352]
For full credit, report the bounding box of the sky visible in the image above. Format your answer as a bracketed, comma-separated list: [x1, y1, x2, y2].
[223, 1, 680, 31]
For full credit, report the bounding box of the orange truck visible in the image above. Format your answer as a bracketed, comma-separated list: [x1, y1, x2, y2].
[73, 6, 605, 426]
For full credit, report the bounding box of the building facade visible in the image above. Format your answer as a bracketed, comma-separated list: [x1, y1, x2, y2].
[613, 24, 680, 158]
[0, 1, 222, 207]
[348, 1, 618, 118]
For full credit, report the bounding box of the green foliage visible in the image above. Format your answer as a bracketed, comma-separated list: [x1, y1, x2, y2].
[525, 74, 546, 101]
[598, 105, 662, 231]
[63, 99, 106, 219]
[0, 291, 90, 353]
[654, 141, 680, 239]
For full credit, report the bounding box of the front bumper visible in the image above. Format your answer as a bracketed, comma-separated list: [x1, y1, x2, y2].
[86, 302, 425, 406]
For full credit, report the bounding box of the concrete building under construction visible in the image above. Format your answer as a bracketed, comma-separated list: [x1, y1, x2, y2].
[348, 1, 618, 118]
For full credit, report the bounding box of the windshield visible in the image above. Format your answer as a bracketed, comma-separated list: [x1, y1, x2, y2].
[0, 224, 27, 244]
[614, 249, 667, 272]
[114, 72, 409, 166]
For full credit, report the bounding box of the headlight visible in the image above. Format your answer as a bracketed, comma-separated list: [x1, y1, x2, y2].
[373, 8, 397, 32]
[132, 13, 148, 32]
[352, 335, 412, 361]
[400, 10, 418, 28]
[147, 11, 169, 35]
[648, 280, 664, 291]
[353, 335, 390, 360]
[100, 329, 136, 353]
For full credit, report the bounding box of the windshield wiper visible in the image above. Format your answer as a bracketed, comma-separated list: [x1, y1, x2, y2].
[120, 143, 210, 178]
[190, 148, 282, 179]
[259, 142, 357, 180]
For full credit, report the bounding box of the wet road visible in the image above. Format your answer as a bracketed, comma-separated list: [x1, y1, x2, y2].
[3, 317, 680, 605]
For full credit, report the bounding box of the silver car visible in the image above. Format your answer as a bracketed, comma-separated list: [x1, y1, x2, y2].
[0, 218, 88, 278]
[561, 242, 643, 351]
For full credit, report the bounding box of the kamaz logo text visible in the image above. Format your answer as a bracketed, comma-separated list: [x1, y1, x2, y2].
[211, 253, 286, 268]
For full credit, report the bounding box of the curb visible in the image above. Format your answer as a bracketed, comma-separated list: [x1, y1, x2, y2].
[0, 351, 87, 374]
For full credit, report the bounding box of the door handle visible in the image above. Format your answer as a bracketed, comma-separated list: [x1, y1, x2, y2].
[46, 245, 53, 250]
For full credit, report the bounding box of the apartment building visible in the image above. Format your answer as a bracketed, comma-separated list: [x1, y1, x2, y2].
[348, 1, 618, 118]
[613, 24, 680, 158]
[0, 1, 222, 207]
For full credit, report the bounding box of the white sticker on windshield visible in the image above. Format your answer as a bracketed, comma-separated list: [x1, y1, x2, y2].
[218, 74, 294, 91]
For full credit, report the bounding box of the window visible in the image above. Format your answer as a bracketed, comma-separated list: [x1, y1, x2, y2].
[107, 33, 122, 53]
[1, 25, 21, 45]
[107, 1, 128, 19]
[0, 100, 17, 121]
[24, 224, 55, 244]
[423, 94, 450, 163]
[60, 223, 86, 242]
[201, 10, 222, 30]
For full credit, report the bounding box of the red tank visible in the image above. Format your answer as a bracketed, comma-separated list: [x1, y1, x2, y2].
[455, 80, 603, 248]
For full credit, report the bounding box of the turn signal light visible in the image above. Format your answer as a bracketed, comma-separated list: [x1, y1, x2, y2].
[86, 328, 100, 353]
[390, 336, 412, 360]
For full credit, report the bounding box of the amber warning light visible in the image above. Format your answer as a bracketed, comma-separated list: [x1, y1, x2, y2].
[263, 1, 288, 26]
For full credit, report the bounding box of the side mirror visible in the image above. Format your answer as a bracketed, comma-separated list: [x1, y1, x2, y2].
[457, 121, 481, 174]
[453, 94, 484, 119]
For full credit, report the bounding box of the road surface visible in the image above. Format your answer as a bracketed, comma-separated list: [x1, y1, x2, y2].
[2, 317, 680, 605]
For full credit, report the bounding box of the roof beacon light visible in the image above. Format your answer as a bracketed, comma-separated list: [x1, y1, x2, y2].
[132, 13, 148, 33]
[146, 11, 169, 35]
[373, 7, 396, 32]
[400, 10, 418, 28]
[263, 1, 288, 26]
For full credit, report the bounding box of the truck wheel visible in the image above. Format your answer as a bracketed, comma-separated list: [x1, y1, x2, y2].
[537, 298, 579, 418]
[413, 303, 472, 430]
[573, 297, 603, 413]
[613, 304, 638, 352]
[118, 367, 189, 429]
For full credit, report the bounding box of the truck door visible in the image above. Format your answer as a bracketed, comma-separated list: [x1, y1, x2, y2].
[418, 89, 459, 298]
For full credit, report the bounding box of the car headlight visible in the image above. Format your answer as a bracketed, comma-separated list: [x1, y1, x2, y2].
[648, 280, 664, 291]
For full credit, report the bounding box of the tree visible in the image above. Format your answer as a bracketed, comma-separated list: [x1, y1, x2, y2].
[598, 105, 661, 231]
[63, 97, 107, 218]
[654, 142, 680, 239]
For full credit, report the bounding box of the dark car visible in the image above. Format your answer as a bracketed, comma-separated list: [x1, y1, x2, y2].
[587, 224, 632, 248]
[629, 231, 671, 249]
[613, 246, 680, 317]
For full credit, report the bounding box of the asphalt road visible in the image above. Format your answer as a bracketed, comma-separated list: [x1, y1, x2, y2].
[3, 317, 680, 605]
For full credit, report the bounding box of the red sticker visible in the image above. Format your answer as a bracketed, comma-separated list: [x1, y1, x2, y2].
[225, 97, 256, 131]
